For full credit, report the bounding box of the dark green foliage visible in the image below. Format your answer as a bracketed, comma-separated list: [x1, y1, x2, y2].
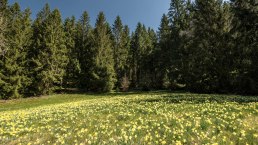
[0, 0, 7, 56]
[0, 0, 8, 13]
[231, 0, 258, 94]
[185, 0, 233, 93]
[130, 23, 144, 88]
[1, 0, 258, 99]
[130, 23, 158, 90]
[157, 14, 171, 89]
[120, 25, 131, 90]
[75, 11, 94, 90]
[0, 1, 8, 99]
[0, 3, 32, 99]
[112, 16, 130, 90]
[141, 28, 158, 89]
[167, 0, 192, 89]
[90, 12, 116, 92]
[64, 16, 80, 88]
[30, 5, 68, 95]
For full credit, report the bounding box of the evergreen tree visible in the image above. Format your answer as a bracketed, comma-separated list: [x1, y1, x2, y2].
[75, 11, 93, 89]
[0, 3, 32, 99]
[1, 0, 257, 97]
[91, 12, 116, 92]
[168, 0, 192, 89]
[28, 4, 50, 95]
[130, 23, 143, 88]
[0, 0, 7, 56]
[142, 28, 158, 89]
[0, 0, 8, 16]
[31, 5, 68, 95]
[130, 23, 157, 89]
[0, 0, 8, 99]
[120, 25, 131, 91]
[0, 15, 5, 55]
[231, 0, 258, 94]
[186, 0, 233, 93]
[64, 16, 80, 88]
[157, 14, 171, 88]
[112, 16, 130, 89]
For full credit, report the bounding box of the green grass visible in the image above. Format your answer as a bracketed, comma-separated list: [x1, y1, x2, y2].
[0, 92, 257, 144]
[0, 91, 177, 112]
[0, 94, 104, 112]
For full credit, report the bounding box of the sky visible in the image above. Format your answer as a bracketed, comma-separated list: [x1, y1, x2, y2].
[8, 0, 171, 31]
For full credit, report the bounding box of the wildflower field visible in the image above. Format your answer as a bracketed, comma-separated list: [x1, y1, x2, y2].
[0, 92, 257, 145]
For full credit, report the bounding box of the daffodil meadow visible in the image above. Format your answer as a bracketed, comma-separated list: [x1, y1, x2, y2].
[0, 93, 257, 145]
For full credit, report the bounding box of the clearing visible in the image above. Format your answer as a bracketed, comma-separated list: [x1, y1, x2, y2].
[0, 92, 257, 144]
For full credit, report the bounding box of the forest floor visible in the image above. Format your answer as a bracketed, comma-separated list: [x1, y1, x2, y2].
[0, 92, 257, 144]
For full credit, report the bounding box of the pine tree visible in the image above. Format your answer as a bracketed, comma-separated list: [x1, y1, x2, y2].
[31, 5, 67, 95]
[112, 16, 130, 89]
[75, 11, 93, 89]
[130, 23, 157, 90]
[157, 14, 170, 88]
[167, 0, 192, 89]
[130, 23, 143, 88]
[0, 0, 7, 56]
[28, 4, 50, 95]
[186, 0, 233, 93]
[120, 25, 131, 91]
[0, 15, 5, 55]
[12, 8, 32, 96]
[141, 28, 158, 89]
[0, 0, 8, 13]
[64, 16, 80, 88]
[91, 12, 116, 92]
[0, 3, 32, 99]
[231, 0, 258, 94]
[0, 0, 8, 99]
[112, 16, 123, 88]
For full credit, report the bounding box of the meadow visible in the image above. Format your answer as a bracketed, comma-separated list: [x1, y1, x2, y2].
[0, 92, 257, 145]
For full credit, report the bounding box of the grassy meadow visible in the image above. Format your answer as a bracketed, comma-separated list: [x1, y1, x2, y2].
[0, 92, 257, 145]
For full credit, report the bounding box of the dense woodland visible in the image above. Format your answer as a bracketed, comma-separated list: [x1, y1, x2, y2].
[0, 0, 257, 99]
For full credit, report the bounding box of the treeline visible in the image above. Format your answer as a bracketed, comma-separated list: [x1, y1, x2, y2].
[0, 0, 257, 99]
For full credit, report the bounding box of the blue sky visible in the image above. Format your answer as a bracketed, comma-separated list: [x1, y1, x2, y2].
[8, 0, 171, 31]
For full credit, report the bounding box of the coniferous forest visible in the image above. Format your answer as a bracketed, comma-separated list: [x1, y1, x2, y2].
[0, 0, 257, 99]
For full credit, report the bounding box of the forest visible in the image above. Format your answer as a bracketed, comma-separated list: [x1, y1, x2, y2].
[0, 0, 258, 144]
[0, 0, 257, 99]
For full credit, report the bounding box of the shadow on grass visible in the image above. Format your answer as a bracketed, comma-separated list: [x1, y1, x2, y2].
[57, 88, 173, 97]
[59, 88, 258, 104]
[153, 94, 258, 104]
[135, 94, 258, 104]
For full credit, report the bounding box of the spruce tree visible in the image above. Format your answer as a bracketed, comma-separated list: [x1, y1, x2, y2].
[130, 23, 157, 89]
[0, 0, 7, 16]
[120, 25, 131, 91]
[75, 11, 93, 89]
[64, 16, 80, 88]
[0, 3, 32, 99]
[130, 23, 143, 88]
[144, 27, 158, 90]
[187, 0, 233, 93]
[0, 0, 8, 99]
[168, 0, 192, 89]
[31, 5, 67, 95]
[231, 0, 258, 94]
[112, 16, 130, 89]
[0, 0, 7, 56]
[157, 14, 170, 88]
[91, 12, 116, 92]
[0, 15, 5, 55]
